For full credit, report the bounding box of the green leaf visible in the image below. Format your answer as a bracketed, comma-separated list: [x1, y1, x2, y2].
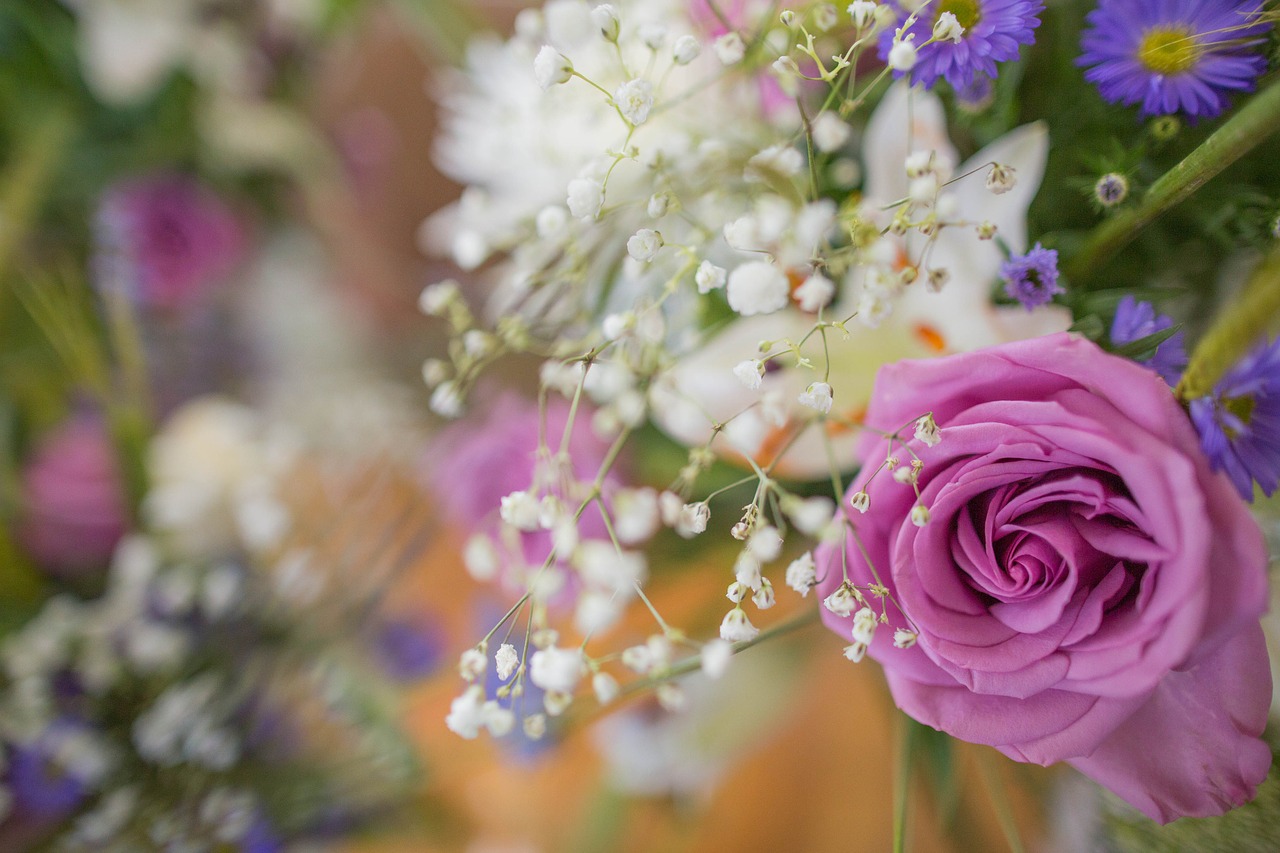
[1111, 325, 1181, 362]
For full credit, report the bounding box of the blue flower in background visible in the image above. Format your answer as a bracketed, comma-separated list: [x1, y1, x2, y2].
[373, 615, 446, 683]
[1000, 243, 1062, 310]
[1078, 0, 1271, 121]
[1110, 295, 1187, 385]
[878, 0, 1045, 90]
[1189, 336, 1280, 501]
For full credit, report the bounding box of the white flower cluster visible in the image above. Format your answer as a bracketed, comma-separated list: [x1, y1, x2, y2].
[427, 0, 1066, 737]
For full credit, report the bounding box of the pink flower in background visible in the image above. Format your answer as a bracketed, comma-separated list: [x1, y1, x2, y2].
[815, 333, 1272, 822]
[427, 392, 616, 575]
[95, 174, 246, 312]
[19, 413, 129, 578]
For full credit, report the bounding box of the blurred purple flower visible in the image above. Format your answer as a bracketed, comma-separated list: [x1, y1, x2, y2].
[1190, 336, 1280, 501]
[19, 412, 128, 579]
[94, 174, 246, 312]
[1110, 295, 1187, 385]
[372, 614, 446, 683]
[6, 721, 96, 820]
[1000, 242, 1062, 310]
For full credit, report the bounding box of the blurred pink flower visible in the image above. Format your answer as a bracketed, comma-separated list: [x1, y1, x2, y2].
[19, 413, 129, 578]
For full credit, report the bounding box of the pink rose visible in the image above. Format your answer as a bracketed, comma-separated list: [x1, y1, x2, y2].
[815, 333, 1272, 822]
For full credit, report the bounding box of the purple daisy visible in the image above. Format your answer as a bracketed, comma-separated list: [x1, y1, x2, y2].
[999, 242, 1061, 310]
[1078, 0, 1272, 121]
[1110, 295, 1187, 385]
[877, 0, 1045, 90]
[1189, 336, 1280, 501]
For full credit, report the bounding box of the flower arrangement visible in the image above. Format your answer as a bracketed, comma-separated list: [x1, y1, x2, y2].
[419, 0, 1280, 844]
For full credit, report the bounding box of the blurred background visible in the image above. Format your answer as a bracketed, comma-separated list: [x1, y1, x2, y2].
[2, 2, 1278, 851]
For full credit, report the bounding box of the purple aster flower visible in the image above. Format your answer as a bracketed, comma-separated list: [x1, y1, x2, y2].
[999, 242, 1061, 310]
[877, 0, 1045, 90]
[1189, 336, 1280, 501]
[1110, 295, 1187, 385]
[1078, 0, 1271, 121]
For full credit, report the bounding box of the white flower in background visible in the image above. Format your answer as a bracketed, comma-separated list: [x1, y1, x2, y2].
[529, 645, 586, 694]
[714, 32, 745, 64]
[695, 260, 727, 293]
[63, 0, 197, 104]
[567, 177, 605, 219]
[700, 639, 733, 679]
[785, 552, 817, 596]
[672, 34, 700, 65]
[734, 359, 765, 390]
[727, 261, 790, 316]
[446, 686, 487, 739]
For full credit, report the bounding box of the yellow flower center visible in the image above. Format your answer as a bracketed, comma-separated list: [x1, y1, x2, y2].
[936, 0, 981, 31]
[1224, 394, 1257, 438]
[1137, 26, 1199, 76]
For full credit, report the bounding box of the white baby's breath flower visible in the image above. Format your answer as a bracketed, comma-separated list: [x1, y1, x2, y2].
[675, 501, 709, 538]
[734, 359, 765, 390]
[593, 671, 620, 704]
[672, 34, 700, 65]
[734, 552, 763, 591]
[458, 647, 487, 682]
[695, 260, 727, 293]
[429, 381, 464, 418]
[933, 12, 965, 42]
[727, 261, 789, 316]
[647, 192, 671, 218]
[445, 686, 486, 739]
[823, 582, 859, 618]
[986, 163, 1017, 194]
[418, 279, 460, 315]
[499, 490, 541, 531]
[591, 4, 620, 42]
[614, 78, 655, 125]
[785, 552, 817, 596]
[746, 145, 803, 180]
[626, 227, 663, 261]
[713, 32, 745, 64]
[752, 577, 776, 609]
[848, 1, 879, 30]
[495, 644, 519, 681]
[794, 273, 835, 312]
[700, 639, 733, 679]
[887, 35, 917, 71]
[893, 628, 918, 649]
[719, 607, 759, 643]
[910, 504, 930, 527]
[811, 111, 851, 153]
[566, 177, 604, 219]
[483, 702, 515, 737]
[533, 45, 573, 89]
[463, 535, 500, 581]
[799, 382, 834, 414]
[914, 413, 941, 447]
[850, 490, 870, 513]
[529, 645, 585, 694]
[747, 525, 783, 562]
[787, 497, 834, 535]
[852, 607, 878, 645]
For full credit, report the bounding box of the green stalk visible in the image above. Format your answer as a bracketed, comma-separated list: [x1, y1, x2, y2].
[1176, 248, 1280, 400]
[0, 109, 72, 280]
[893, 716, 917, 853]
[1066, 76, 1280, 284]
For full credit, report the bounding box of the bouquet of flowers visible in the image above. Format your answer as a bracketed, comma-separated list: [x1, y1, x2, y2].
[420, 0, 1280, 843]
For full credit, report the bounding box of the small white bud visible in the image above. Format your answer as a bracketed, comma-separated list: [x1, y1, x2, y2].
[419, 280, 460, 316]
[701, 639, 733, 679]
[672, 34, 701, 65]
[893, 629, 918, 649]
[850, 489, 870, 514]
[785, 552, 817, 596]
[933, 11, 965, 43]
[626, 228, 663, 261]
[848, 1, 878, 30]
[913, 413, 941, 447]
[458, 648, 487, 682]
[823, 582, 859, 618]
[734, 359, 766, 391]
[534, 45, 573, 89]
[593, 671, 619, 704]
[591, 4, 620, 42]
[695, 260, 727, 294]
[811, 112, 851, 153]
[799, 382, 834, 414]
[910, 504, 930, 527]
[752, 577, 776, 609]
[887, 36, 918, 72]
[713, 32, 746, 65]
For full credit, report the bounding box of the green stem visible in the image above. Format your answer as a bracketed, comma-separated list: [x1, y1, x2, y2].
[1177, 247, 1280, 399]
[1066, 75, 1280, 284]
[893, 716, 917, 853]
[977, 751, 1026, 853]
[0, 109, 72, 280]
[616, 607, 819, 698]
